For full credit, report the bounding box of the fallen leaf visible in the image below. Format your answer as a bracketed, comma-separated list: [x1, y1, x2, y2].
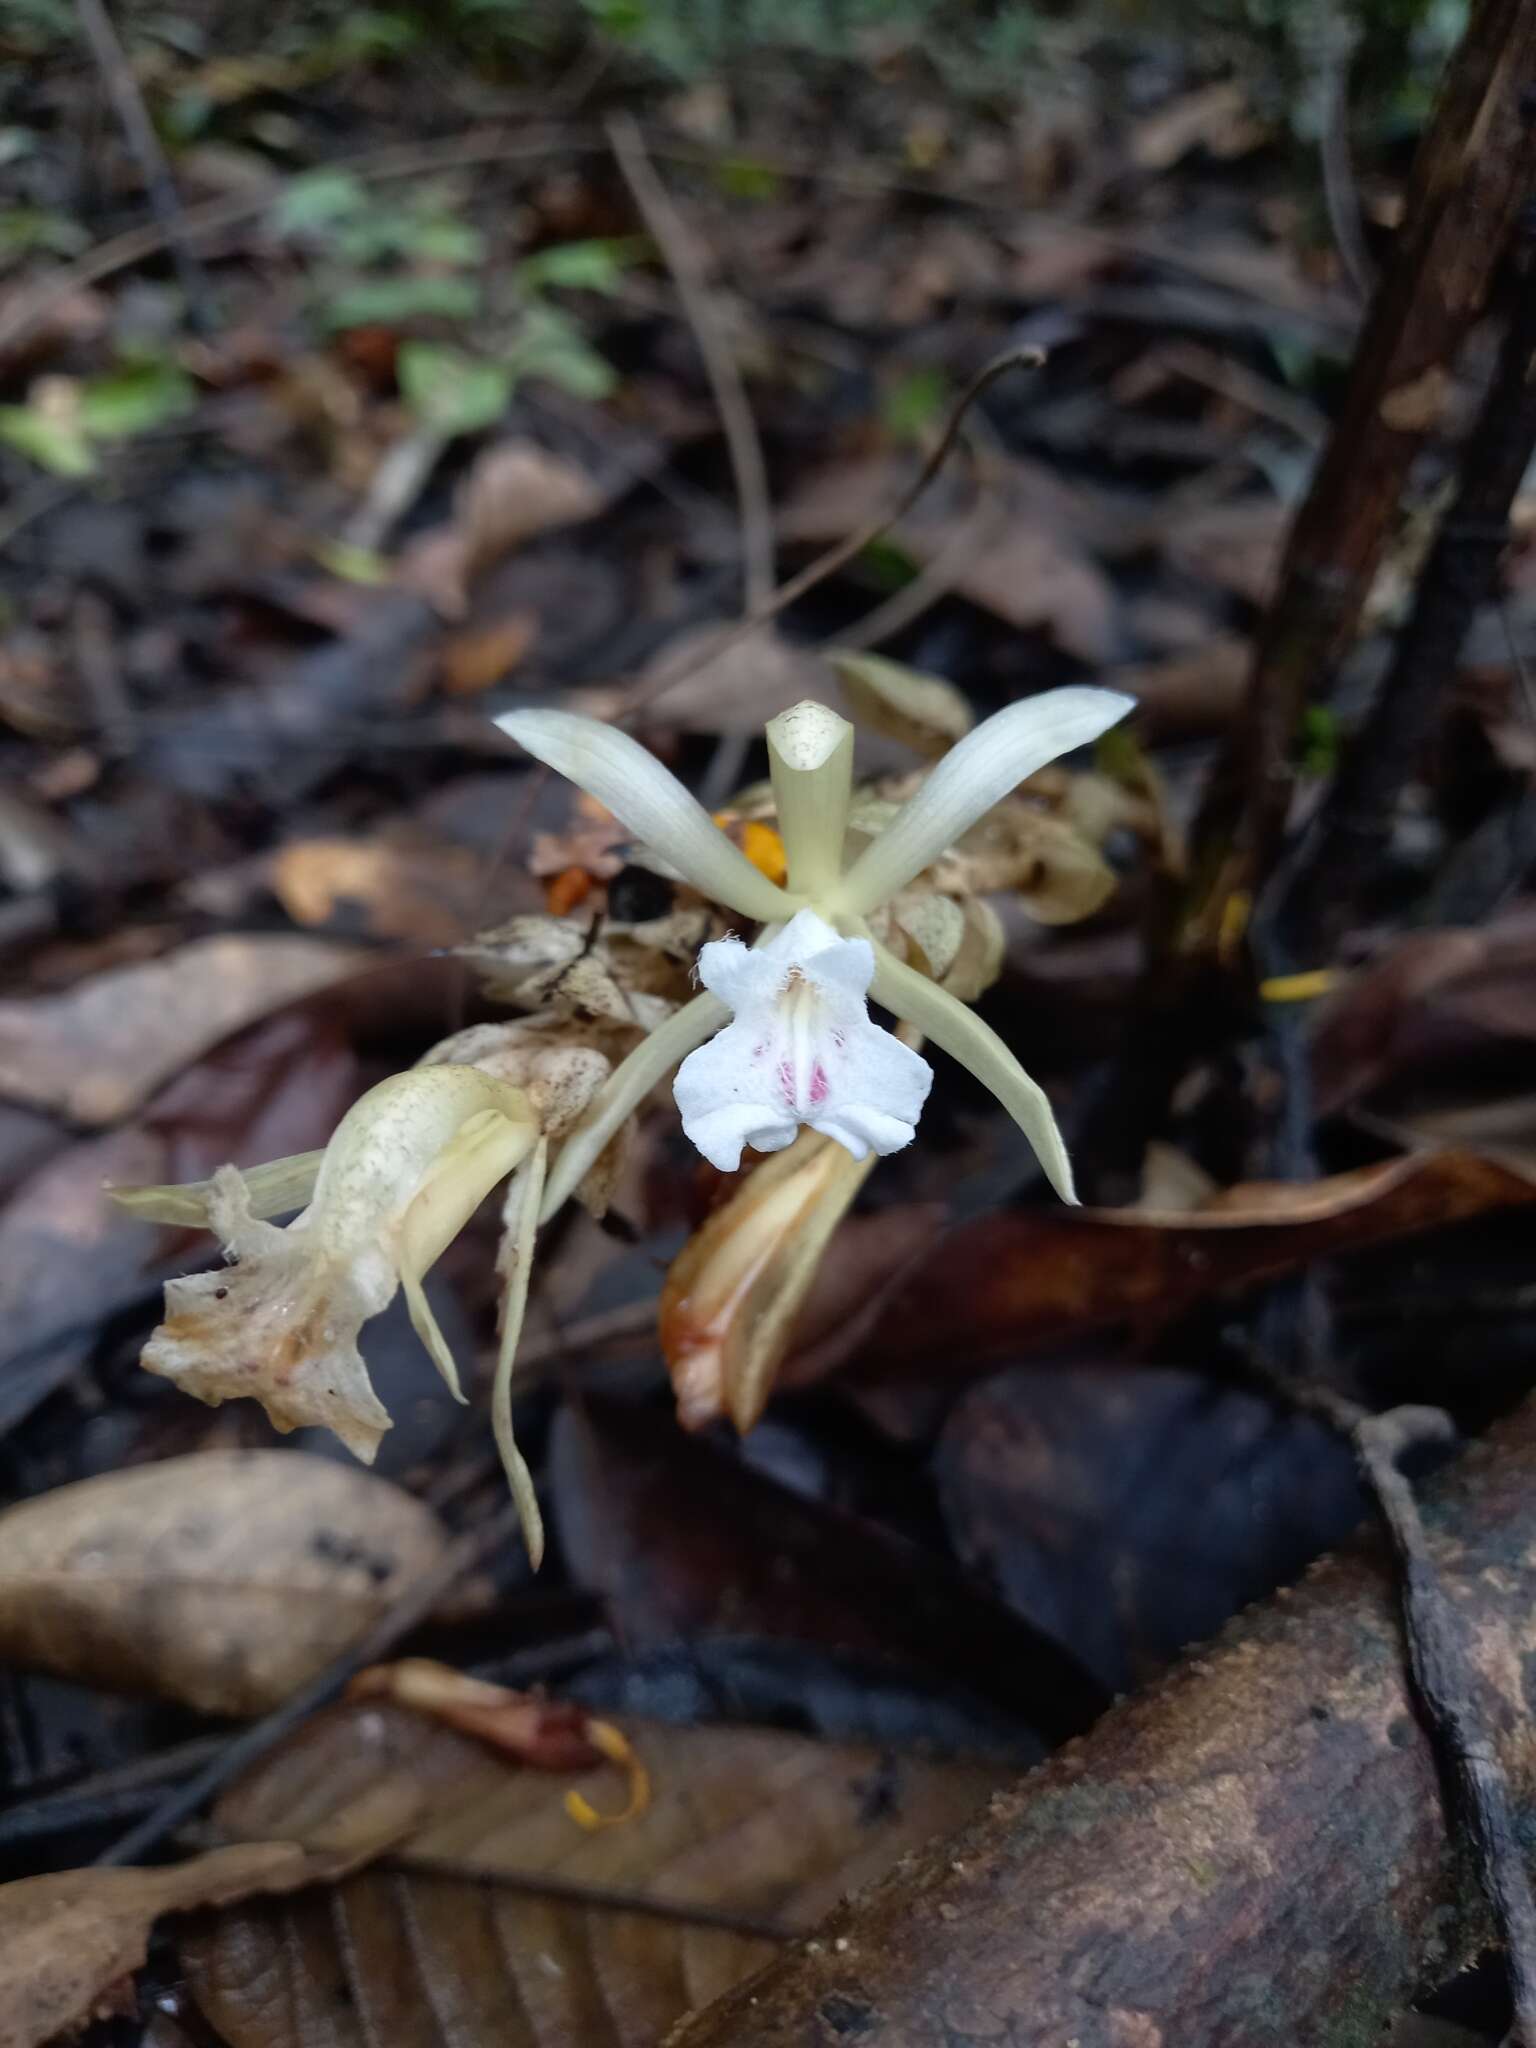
[936, 1361, 1361, 1693]
[438, 609, 540, 695]
[1161, 497, 1289, 606]
[830, 650, 973, 758]
[626, 625, 839, 735]
[0, 1451, 448, 1716]
[1314, 917, 1536, 1113]
[270, 838, 486, 947]
[850, 1152, 1536, 1379]
[0, 936, 370, 1124]
[180, 1697, 1001, 2047]
[346, 1660, 603, 1770]
[549, 1400, 1106, 1740]
[1127, 80, 1260, 171]
[1379, 364, 1454, 432]
[779, 456, 1119, 663]
[397, 440, 605, 616]
[0, 1815, 411, 2048]
[1106, 635, 1251, 738]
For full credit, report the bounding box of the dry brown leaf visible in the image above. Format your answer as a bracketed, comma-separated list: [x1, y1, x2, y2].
[346, 1660, 603, 1770]
[1127, 80, 1260, 170]
[659, 1129, 876, 1432]
[438, 609, 540, 696]
[1106, 635, 1251, 738]
[396, 441, 605, 617]
[629, 626, 839, 735]
[1379, 364, 1454, 432]
[1314, 917, 1536, 1113]
[0, 936, 369, 1124]
[779, 457, 1117, 662]
[0, 1451, 447, 1716]
[0, 1804, 415, 2048]
[830, 650, 973, 758]
[848, 1150, 1536, 1380]
[1161, 497, 1289, 606]
[180, 1698, 999, 2047]
[270, 838, 486, 947]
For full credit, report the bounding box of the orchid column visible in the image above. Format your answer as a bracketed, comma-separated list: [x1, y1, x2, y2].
[497, 685, 1132, 1211]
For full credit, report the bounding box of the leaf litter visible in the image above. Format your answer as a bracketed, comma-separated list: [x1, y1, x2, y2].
[0, 3, 1533, 2043]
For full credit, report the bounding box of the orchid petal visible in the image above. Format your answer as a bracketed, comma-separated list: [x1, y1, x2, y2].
[496, 708, 795, 923]
[869, 940, 1077, 1201]
[109, 1151, 327, 1228]
[834, 686, 1134, 917]
[674, 911, 932, 1172]
[398, 1108, 539, 1401]
[539, 990, 730, 1222]
[494, 1135, 547, 1567]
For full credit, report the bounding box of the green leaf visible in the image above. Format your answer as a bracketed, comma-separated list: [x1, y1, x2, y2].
[882, 366, 950, 445]
[396, 342, 512, 436]
[274, 170, 368, 238]
[517, 238, 639, 295]
[311, 537, 390, 584]
[320, 273, 480, 331]
[79, 359, 196, 439]
[0, 208, 88, 263]
[713, 156, 782, 202]
[0, 404, 95, 476]
[508, 304, 617, 400]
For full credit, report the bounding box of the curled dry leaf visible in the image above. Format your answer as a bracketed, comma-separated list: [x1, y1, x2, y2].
[396, 439, 605, 617]
[0, 1800, 416, 2048]
[852, 1150, 1536, 1382]
[0, 1450, 447, 1716]
[660, 1128, 878, 1432]
[180, 1697, 999, 2048]
[269, 836, 486, 948]
[0, 936, 369, 1124]
[347, 1659, 603, 1770]
[830, 650, 973, 758]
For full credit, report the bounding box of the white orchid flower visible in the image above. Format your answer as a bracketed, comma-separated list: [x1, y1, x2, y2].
[497, 687, 1132, 1210]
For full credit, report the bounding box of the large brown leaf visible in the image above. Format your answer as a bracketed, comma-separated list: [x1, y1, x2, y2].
[0, 1794, 413, 2048]
[0, 1452, 447, 1715]
[836, 1151, 1536, 1378]
[180, 1699, 999, 2048]
[0, 936, 369, 1124]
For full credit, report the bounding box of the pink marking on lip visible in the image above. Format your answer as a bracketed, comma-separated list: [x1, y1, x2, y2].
[809, 1062, 829, 1107]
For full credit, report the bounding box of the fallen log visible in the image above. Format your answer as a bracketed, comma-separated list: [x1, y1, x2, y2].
[667, 1395, 1536, 2048]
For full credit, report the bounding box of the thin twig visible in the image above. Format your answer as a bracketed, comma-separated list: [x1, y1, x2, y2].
[72, 0, 215, 333]
[608, 113, 773, 614]
[618, 344, 1044, 722]
[380, 1856, 793, 1941]
[1316, 13, 1377, 303]
[1244, 1352, 1536, 2046]
[94, 1498, 522, 1867]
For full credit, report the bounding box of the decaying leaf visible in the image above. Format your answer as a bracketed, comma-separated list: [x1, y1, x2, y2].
[0, 936, 369, 1124]
[396, 439, 605, 616]
[830, 650, 973, 758]
[0, 1812, 413, 2048]
[849, 1151, 1536, 1381]
[269, 837, 486, 947]
[660, 1128, 877, 1432]
[0, 1450, 447, 1716]
[632, 624, 840, 735]
[347, 1660, 604, 1769]
[180, 1698, 999, 2047]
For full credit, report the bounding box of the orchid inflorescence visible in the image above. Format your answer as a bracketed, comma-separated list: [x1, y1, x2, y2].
[119, 681, 1131, 1565]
